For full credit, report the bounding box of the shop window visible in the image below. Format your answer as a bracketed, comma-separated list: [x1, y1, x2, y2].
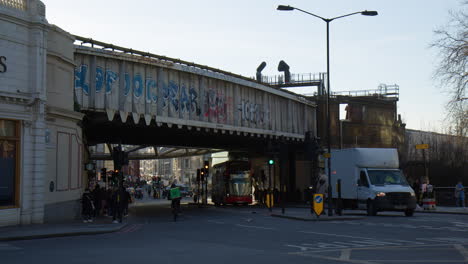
[0, 120, 19, 207]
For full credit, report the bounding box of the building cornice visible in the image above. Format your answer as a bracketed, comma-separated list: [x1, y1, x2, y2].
[46, 106, 84, 121]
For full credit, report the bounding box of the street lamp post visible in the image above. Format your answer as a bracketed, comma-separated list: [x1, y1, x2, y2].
[277, 5, 377, 216]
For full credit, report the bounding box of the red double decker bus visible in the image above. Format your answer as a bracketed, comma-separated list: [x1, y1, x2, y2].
[211, 160, 252, 206]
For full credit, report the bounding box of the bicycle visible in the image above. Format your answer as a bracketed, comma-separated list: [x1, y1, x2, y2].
[171, 198, 181, 222]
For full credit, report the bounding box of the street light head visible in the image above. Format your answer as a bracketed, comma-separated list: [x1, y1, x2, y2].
[361, 10, 378, 16]
[277, 5, 294, 11]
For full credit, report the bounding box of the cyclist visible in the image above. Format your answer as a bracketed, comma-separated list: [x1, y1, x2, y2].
[168, 183, 182, 221]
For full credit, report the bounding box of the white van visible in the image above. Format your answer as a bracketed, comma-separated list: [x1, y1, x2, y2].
[327, 148, 416, 216]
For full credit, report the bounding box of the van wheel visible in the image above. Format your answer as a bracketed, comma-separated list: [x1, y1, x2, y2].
[404, 209, 414, 217]
[367, 200, 377, 216]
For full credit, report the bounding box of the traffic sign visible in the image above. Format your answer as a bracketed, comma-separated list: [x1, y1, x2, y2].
[415, 144, 429, 150]
[313, 194, 324, 217]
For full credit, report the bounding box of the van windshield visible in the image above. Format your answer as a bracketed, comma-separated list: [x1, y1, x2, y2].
[367, 170, 409, 186]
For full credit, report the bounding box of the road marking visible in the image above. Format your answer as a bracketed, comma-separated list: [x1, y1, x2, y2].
[453, 244, 468, 261]
[0, 243, 21, 251]
[118, 224, 143, 234]
[207, 220, 225, 224]
[452, 221, 468, 228]
[235, 224, 276, 230]
[299, 231, 374, 240]
[339, 248, 352, 260]
[289, 242, 463, 256]
[336, 221, 468, 232]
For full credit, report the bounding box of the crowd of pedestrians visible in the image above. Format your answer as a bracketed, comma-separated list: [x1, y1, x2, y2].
[81, 185, 132, 223]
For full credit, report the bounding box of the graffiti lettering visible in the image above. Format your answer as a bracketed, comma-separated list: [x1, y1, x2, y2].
[167, 80, 179, 111]
[133, 74, 143, 98]
[180, 84, 189, 113]
[124, 73, 131, 96]
[96, 67, 104, 92]
[189, 87, 201, 116]
[146, 78, 157, 103]
[204, 89, 227, 123]
[74, 64, 89, 95]
[74, 64, 203, 115]
[105, 69, 118, 94]
[0, 56, 7, 73]
[238, 100, 269, 125]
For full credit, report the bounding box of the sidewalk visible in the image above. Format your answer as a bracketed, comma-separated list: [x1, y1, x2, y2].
[415, 205, 468, 215]
[270, 204, 468, 221]
[0, 217, 127, 242]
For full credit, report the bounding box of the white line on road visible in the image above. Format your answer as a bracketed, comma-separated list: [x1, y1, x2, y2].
[207, 220, 225, 224]
[0, 243, 21, 251]
[235, 224, 276, 230]
[299, 231, 374, 240]
[454, 244, 468, 261]
[339, 248, 352, 260]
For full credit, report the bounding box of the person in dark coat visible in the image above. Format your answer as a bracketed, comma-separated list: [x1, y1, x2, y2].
[81, 188, 94, 223]
[92, 185, 103, 217]
[112, 186, 130, 223]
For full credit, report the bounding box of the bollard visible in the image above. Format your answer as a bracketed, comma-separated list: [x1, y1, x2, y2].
[336, 179, 343, 216]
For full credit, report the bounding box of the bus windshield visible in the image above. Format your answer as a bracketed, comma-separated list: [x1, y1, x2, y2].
[367, 170, 409, 186]
[229, 172, 251, 196]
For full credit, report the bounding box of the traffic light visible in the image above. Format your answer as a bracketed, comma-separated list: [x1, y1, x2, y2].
[204, 161, 209, 170]
[101, 168, 107, 182]
[268, 159, 274, 165]
[196, 169, 201, 182]
[201, 169, 206, 181]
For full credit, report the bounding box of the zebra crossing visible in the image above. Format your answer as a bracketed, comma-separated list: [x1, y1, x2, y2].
[327, 219, 468, 232]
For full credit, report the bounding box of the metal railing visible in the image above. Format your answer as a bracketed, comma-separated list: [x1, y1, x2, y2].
[0, 0, 26, 10]
[262, 72, 325, 86]
[432, 187, 466, 207]
[333, 84, 399, 99]
[73, 35, 260, 86]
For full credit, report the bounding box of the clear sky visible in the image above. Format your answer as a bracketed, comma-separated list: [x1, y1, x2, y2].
[42, 0, 463, 132]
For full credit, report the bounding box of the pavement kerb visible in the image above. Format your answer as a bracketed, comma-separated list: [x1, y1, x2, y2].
[415, 210, 468, 216]
[0, 223, 128, 242]
[270, 213, 365, 221]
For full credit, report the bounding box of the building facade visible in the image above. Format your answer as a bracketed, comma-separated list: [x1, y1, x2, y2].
[0, 0, 83, 226]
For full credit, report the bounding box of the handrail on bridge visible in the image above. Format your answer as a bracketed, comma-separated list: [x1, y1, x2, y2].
[73, 35, 264, 87]
[333, 84, 399, 99]
[0, 0, 26, 10]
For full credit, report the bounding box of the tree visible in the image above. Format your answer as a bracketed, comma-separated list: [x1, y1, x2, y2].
[431, 1, 467, 136]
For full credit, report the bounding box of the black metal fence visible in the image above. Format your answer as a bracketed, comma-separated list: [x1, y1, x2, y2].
[433, 187, 466, 207]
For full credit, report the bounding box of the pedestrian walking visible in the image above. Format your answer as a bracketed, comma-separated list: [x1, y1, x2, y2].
[455, 181, 465, 208]
[81, 188, 94, 223]
[92, 184, 103, 217]
[111, 187, 122, 223]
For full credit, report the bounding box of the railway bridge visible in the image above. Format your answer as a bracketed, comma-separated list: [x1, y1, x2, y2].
[73, 37, 317, 151]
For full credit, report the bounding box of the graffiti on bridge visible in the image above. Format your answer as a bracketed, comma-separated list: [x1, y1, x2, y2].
[238, 100, 269, 125]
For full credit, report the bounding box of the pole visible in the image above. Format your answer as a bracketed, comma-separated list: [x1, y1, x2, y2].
[268, 163, 272, 212]
[326, 20, 333, 216]
[197, 175, 200, 204]
[204, 171, 208, 205]
[422, 142, 428, 181]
